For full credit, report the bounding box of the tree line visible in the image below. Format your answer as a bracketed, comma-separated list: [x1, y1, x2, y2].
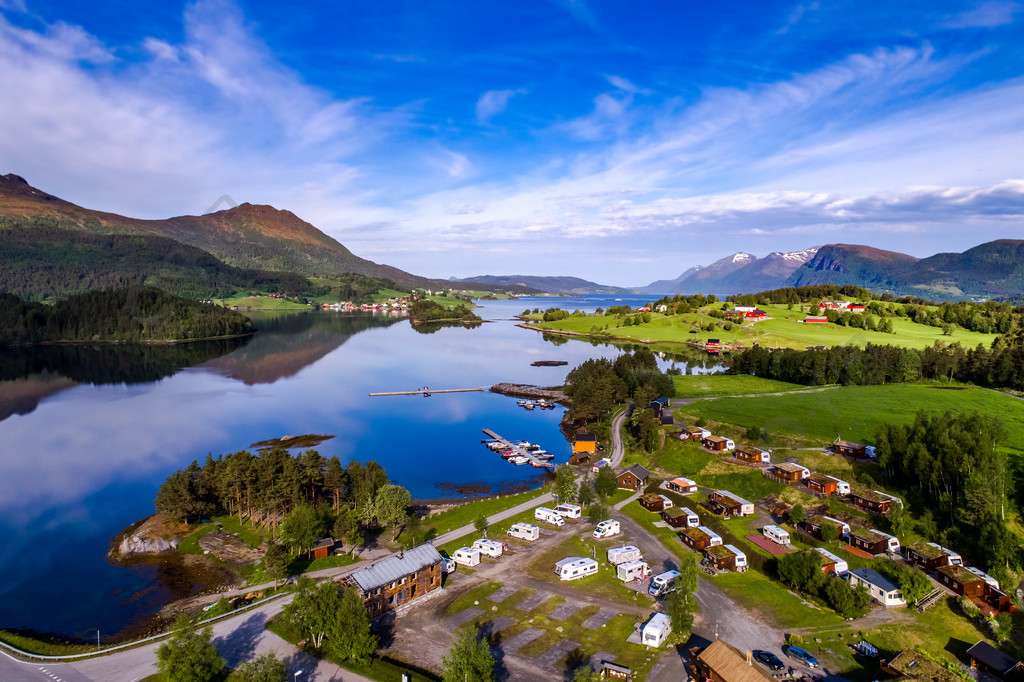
[154, 450, 413, 555]
[408, 299, 482, 324]
[563, 350, 675, 430]
[729, 333, 1024, 391]
[875, 410, 1019, 573]
[0, 287, 254, 345]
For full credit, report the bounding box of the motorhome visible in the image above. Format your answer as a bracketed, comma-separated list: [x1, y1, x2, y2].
[593, 519, 621, 539]
[607, 545, 643, 565]
[658, 494, 673, 509]
[535, 507, 565, 526]
[616, 559, 650, 582]
[554, 557, 599, 581]
[762, 525, 791, 546]
[472, 539, 504, 558]
[927, 542, 962, 566]
[827, 476, 851, 495]
[649, 570, 681, 596]
[452, 547, 481, 567]
[679, 507, 700, 528]
[642, 613, 672, 648]
[506, 523, 540, 541]
[554, 503, 582, 519]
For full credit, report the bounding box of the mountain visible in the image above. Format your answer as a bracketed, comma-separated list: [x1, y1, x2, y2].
[786, 240, 1024, 299]
[643, 248, 819, 295]
[451, 274, 640, 295]
[0, 173, 435, 289]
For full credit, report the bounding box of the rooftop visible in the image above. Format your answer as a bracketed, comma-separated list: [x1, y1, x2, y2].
[851, 489, 890, 503]
[907, 541, 945, 559]
[885, 650, 961, 682]
[773, 462, 806, 474]
[706, 544, 734, 559]
[623, 463, 651, 480]
[966, 641, 1022, 675]
[850, 568, 901, 593]
[349, 544, 443, 593]
[806, 473, 834, 485]
[850, 527, 887, 543]
[682, 527, 711, 543]
[937, 564, 984, 584]
[662, 507, 689, 519]
[696, 639, 776, 682]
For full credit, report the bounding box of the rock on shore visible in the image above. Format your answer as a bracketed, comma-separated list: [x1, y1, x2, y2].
[490, 382, 568, 402]
[113, 514, 185, 558]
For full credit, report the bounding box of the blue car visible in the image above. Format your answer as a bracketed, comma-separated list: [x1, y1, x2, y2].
[787, 646, 818, 668]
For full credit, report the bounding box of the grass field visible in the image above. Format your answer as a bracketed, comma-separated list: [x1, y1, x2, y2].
[214, 296, 310, 310]
[529, 302, 1001, 351]
[681, 383, 1024, 457]
[417, 489, 551, 538]
[672, 374, 817, 398]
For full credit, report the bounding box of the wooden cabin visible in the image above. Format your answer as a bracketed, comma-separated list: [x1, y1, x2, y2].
[666, 477, 697, 494]
[967, 641, 1024, 680]
[850, 490, 892, 514]
[937, 565, 987, 598]
[801, 515, 849, 540]
[639, 493, 666, 512]
[904, 541, 960, 569]
[848, 528, 893, 555]
[806, 473, 837, 496]
[704, 544, 743, 572]
[676, 425, 709, 441]
[833, 440, 867, 458]
[702, 435, 735, 452]
[573, 433, 597, 455]
[734, 446, 770, 464]
[680, 526, 721, 552]
[814, 548, 848, 575]
[709, 490, 754, 517]
[688, 639, 776, 682]
[617, 464, 651, 492]
[662, 507, 698, 529]
[348, 544, 443, 617]
[769, 462, 808, 483]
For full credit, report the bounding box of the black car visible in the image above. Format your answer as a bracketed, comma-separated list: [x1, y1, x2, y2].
[754, 650, 785, 672]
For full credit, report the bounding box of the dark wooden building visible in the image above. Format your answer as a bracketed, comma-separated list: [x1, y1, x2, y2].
[800, 515, 849, 540]
[639, 493, 666, 512]
[967, 641, 1024, 679]
[937, 565, 986, 598]
[617, 464, 651, 491]
[688, 639, 776, 682]
[348, 544, 444, 617]
[768, 462, 807, 483]
[850, 490, 892, 513]
[680, 526, 720, 552]
[734, 446, 769, 464]
[848, 528, 891, 555]
[833, 440, 867, 458]
[311, 537, 335, 559]
[661, 507, 694, 528]
[904, 541, 957, 569]
[702, 435, 734, 452]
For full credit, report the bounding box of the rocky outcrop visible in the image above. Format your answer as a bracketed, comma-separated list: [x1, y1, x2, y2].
[490, 383, 568, 402]
[113, 514, 185, 558]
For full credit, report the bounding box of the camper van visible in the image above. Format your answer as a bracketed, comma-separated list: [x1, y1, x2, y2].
[535, 507, 565, 526]
[507, 523, 540, 541]
[617, 560, 650, 583]
[554, 503, 583, 519]
[827, 476, 851, 495]
[452, 547, 481, 567]
[472, 538, 504, 558]
[658, 495, 673, 509]
[592, 457, 612, 473]
[762, 525, 791, 546]
[642, 613, 672, 648]
[607, 545, 642, 566]
[593, 519, 621, 539]
[554, 557, 599, 581]
[697, 526, 723, 547]
[724, 544, 748, 572]
[649, 570, 681, 596]
[875, 531, 900, 553]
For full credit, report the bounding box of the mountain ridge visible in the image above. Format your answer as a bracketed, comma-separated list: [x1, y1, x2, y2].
[642, 247, 820, 295]
[450, 274, 641, 295]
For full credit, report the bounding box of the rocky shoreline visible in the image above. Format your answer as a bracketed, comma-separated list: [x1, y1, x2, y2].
[489, 382, 568, 402]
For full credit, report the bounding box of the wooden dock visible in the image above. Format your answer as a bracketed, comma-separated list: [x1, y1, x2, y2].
[369, 388, 485, 396]
[482, 428, 555, 471]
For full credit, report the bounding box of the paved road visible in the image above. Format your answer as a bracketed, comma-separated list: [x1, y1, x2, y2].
[609, 405, 629, 468]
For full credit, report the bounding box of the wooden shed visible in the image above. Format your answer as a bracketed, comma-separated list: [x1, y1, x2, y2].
[904, 541, 956, 569]
[617, 464, 651, 492]
[937, 565, 987, 598]
[806, 473, 837, 496]
[967, 641, 1024, 679]
[662, 507, 698, 528]
[702, 435, 734, 452]
[801, 515, 849, 540]
[850, 490, 892, 514]
[833, 440, 867, 458]
[639, 493, 666, 512]
[768, 462, 807, 483]
[709, 490, 754, 517]
[735, 446, 770, 464]
[688, 639, 776, 682]
[680, 526, 721, 552]
[848, 528, 892, 555]
[311, 537, 336, 559]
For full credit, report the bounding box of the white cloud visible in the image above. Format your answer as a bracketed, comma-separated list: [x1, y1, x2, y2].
[0, 0, 26, 12]
[476, 88, 524, 122]
[943, 1, 1022, 28]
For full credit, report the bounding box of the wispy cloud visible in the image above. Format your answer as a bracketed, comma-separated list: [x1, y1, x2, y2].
[943, 1, 1022, 28]
[776, 1, 819, 34]
[476, 88, 525, 123]
[0, 0, 26, 12]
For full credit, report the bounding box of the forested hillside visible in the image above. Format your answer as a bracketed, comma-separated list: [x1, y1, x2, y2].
[0, 287, 254, 344]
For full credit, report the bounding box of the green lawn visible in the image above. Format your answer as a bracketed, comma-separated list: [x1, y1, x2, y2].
[525, 534, 656, 607]
[416, 489, 551, 538]
[214, 296, 310, 310]
[713, 570, 844, 630]
[672, 374, 817, 398]
[683, 383, 1024, 457]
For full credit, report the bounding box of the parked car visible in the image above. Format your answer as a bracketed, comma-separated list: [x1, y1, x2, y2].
[786, 646, 818, 668]
[754, 651, 784, 672]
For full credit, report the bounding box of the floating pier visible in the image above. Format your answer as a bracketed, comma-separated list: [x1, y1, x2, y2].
[482, 428, 556, 471]
[369, 387, 486, 396]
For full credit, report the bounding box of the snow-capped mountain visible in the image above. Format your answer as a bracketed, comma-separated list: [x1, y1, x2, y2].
[641, 247, 820, 295]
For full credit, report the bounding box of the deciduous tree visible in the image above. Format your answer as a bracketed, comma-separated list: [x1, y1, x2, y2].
[233, 652, 288, 682]
[441, 626, 495, 682]
[155, 616, 224, 682]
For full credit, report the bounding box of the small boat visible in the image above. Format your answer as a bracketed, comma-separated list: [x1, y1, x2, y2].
[517, 400, 527, 407]
[510, 455, 530, 465]
[532, 450, 553, 460]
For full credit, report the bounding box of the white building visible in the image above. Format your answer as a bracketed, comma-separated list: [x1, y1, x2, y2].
[848, 568, 905, 607]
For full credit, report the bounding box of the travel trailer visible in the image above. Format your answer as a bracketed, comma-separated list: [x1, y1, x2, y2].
[762, 525, 791, 546]
[506, 523, 540, 541]
[452, 547, 481, 567]
[554, 503, 583, 519]
[616, 560, 650, 582]
[472, 539, 504, 558]
[554, 557, 599, 581]
[593, 519, 621, 539]
[535, 507, 565, 526]
[607, 545, 643, 565]
[642, 613, 672, 648]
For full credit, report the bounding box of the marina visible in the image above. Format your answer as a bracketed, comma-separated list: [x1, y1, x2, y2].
[516, 398, 557, 410]
[482, 428, 557, 471]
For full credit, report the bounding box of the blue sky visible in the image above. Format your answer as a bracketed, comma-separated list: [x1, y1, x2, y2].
[1, 0, 1023, 285]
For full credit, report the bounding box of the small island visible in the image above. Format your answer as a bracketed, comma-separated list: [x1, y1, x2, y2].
[407, 299, 482, 326]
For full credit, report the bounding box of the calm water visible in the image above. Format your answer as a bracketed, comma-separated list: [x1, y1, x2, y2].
[0, 296, 718, 639]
